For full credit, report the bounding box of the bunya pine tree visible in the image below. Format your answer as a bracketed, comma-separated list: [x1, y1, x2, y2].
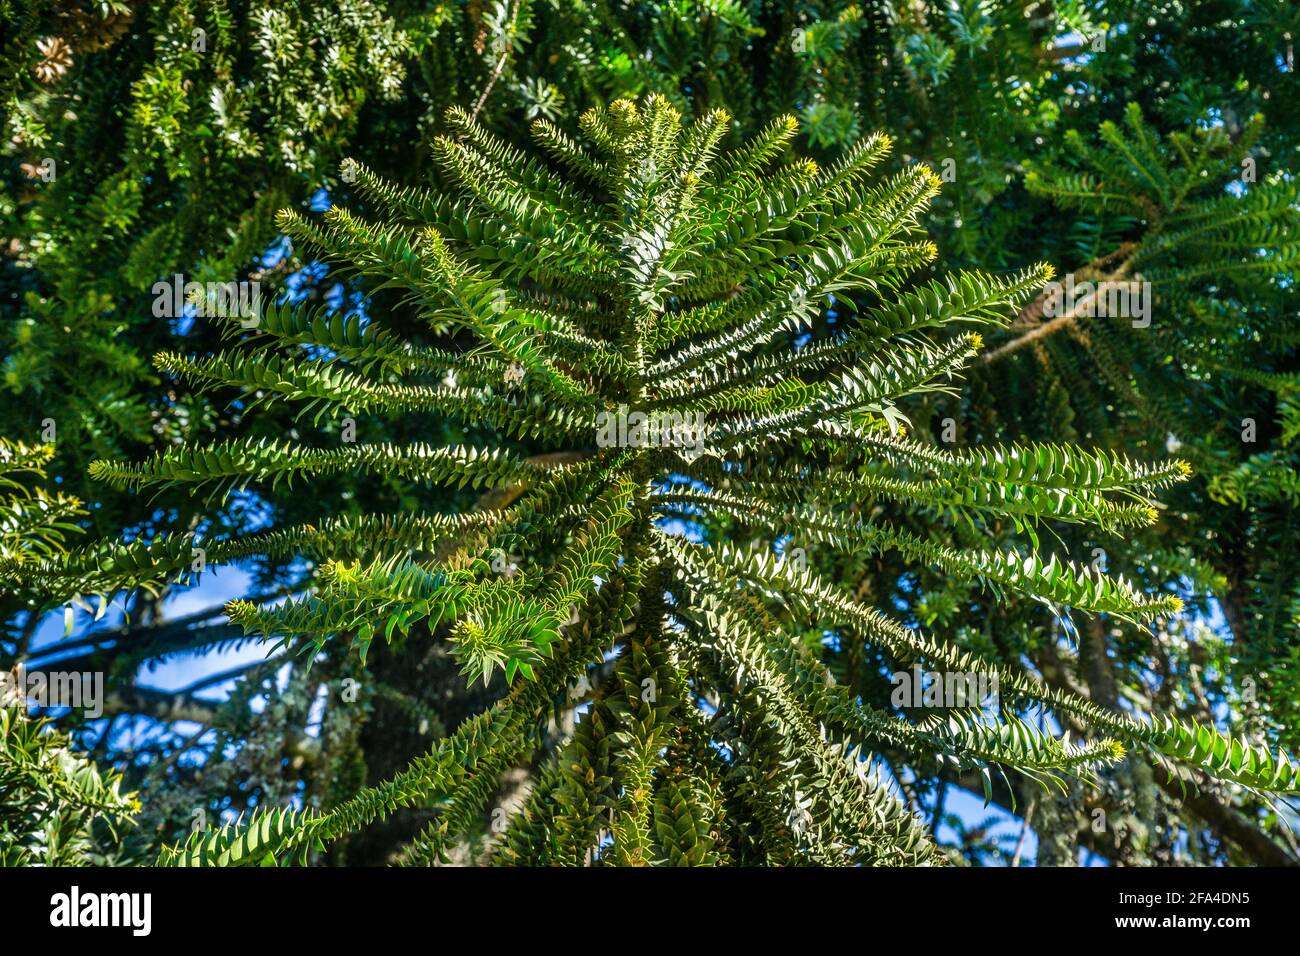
[59, 97, 1300, 865]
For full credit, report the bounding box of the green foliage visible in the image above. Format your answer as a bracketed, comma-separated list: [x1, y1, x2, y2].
[81, 98, 1295, 866]
[4, 0, 1297, 869]
[1, 0, 466, 560]
[999, 103, 1300, 753]
[0, 702, 139, 866]
[0, 434, 139, 864]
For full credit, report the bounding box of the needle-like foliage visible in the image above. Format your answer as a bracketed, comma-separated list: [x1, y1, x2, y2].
[72, 97, 1297, 866]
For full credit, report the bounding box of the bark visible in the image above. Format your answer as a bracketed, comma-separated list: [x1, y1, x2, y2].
[1156, 777, 1298, 867]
